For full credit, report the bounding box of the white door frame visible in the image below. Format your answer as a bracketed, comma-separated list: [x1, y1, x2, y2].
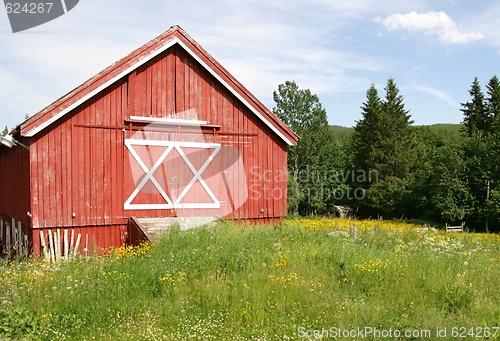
[124, 139, 221, 210]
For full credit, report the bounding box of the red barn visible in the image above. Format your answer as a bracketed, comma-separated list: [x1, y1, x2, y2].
[0, 26, 298, 258]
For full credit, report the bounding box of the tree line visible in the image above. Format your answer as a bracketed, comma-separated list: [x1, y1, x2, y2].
[273, 76, 500, 232]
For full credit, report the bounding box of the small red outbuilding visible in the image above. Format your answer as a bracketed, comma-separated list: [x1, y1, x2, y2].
[0, 26, 298, 258]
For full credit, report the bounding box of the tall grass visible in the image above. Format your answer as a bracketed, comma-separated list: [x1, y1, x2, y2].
[1, 218, 499, 340]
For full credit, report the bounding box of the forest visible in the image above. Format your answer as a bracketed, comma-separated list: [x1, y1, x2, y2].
[273, 76, 500, 232]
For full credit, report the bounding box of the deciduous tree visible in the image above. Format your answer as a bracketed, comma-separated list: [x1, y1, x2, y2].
[273, 80, 342, 214]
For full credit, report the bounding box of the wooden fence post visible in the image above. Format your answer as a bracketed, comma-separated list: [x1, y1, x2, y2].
[0, 218, 3, 256]
[0, 218, 3, 248]
[48, 230, 55, 263]
[351, 224, 358, 241]
[64, 229, 69, 260]
[74, 233, 82, 257]
[5, 223, 10, 255]
[17, 221, 23, 255]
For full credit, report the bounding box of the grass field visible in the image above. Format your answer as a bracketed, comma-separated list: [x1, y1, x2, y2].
[1, 218, 499, 340]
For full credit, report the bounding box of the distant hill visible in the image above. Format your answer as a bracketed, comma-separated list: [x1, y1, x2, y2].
[330, 125, 354, 136]
[329, 123, 462, 145]
[330, 125, 354, 145]
[420, 123, 462, 135]
[330, 123, 461, 136]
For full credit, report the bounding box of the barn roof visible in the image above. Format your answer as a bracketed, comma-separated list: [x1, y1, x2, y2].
[20, 25, 298, 146]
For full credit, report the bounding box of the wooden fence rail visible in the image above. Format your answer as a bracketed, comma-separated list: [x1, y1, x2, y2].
[445, 222, 464, 233]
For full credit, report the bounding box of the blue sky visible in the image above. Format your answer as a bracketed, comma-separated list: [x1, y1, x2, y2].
[0, 0, 499, 130]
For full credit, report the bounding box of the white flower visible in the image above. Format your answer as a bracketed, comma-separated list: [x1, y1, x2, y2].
[464, 261, 468, 266]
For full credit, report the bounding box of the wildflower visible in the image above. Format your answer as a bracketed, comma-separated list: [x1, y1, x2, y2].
[275, 255, 287, 267]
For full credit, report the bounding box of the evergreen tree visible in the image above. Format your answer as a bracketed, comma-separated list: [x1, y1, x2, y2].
[461, 76, 500, 231]
[273, 81, 342, 215]
[1, 126, 8, 136]
[461, 77, 490, 135]
[378, 78, 415, 179]
[352, 79, 416, 217]
[486, 75, 500, 131]
[352, 84, 383, 184]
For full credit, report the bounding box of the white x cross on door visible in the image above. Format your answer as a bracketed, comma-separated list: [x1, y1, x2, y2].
[124, 139, 221, 210]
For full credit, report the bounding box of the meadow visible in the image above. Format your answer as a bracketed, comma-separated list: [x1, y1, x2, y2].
[0, 218, 499, 340]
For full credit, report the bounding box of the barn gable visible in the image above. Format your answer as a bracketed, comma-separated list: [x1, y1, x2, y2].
[20, 26, 298, 146]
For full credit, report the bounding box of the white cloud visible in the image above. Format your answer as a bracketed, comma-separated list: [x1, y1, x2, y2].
[375, 11, 484, 44]
[411, 83, 459, 108]
[196, 18, 385, 103]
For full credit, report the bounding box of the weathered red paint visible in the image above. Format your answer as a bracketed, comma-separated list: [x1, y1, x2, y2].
[0, 26, 298, 256]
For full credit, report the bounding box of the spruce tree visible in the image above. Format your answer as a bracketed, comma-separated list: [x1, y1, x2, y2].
[461, 77, 489, 135]
[379, 78, 415, 179]
[352, 84, 383, 187]
[461, 76, 500, 231]
[353, 78, 416, 218]
[486, 75, 500, 131]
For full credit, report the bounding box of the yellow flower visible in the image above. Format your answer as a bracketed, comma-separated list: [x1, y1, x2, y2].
[275, 255, 288, 268]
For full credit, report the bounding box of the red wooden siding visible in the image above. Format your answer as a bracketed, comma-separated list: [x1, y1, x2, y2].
[0, 142, 31, 256]
[30, 80, 128, 229]
[0, 139, 30, 226]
